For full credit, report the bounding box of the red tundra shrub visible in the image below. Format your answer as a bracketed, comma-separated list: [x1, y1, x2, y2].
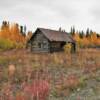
[23, 80, 50, 100]
[65, 74, 79, 90]
[15, 93, 27, 100]
[83, 64, 98, 74]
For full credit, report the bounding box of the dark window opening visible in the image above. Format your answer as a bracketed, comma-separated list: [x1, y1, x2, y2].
[38, 43, 41, 48]
[43, 43, 47, 48]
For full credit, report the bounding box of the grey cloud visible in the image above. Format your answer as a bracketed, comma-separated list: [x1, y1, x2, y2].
[91, 2, 100, 18]
[0, 0, 19, 9]
[0, 0, 100, 33]
[89, 1, 100, 25]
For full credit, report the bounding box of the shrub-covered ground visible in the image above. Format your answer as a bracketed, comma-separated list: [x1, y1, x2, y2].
[0, 48, 100, 100]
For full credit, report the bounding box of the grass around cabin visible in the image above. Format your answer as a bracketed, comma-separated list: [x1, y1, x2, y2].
[0, 48, 99, 100]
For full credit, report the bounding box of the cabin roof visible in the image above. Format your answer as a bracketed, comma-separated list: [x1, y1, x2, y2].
[31, 28, 75, 43]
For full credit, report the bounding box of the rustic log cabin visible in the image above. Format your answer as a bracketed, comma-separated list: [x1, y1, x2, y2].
[28, 28, 76, 53]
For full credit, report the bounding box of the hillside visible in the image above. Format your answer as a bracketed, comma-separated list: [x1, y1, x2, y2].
[0, 48, 99, 99]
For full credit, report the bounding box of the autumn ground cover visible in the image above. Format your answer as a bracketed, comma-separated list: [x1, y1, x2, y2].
[0, 48, 100, 100]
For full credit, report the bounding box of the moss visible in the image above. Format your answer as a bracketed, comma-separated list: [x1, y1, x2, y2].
[0, 38, 15, 50]
[78, 76, 87, 88]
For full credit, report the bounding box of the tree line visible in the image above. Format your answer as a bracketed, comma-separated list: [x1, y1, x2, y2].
[0, 21, 32, 50]
[70, 26, 100, 48]
[0, 21, 100, 50]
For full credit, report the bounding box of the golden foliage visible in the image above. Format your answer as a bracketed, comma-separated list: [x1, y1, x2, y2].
[64, 43, 71, 53]
[73, 32, 100, 48]
[0, 21, 26, 45]
[8, 64, 16, 77]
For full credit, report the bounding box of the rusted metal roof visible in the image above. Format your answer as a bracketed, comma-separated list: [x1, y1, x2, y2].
[31, 28, 75, 43]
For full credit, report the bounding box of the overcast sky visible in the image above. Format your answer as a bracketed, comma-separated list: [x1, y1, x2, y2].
[0, 0, 100, 33]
